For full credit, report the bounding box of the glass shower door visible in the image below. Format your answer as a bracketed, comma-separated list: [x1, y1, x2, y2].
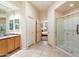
[56, 17, 64, 47]
[69, 13, 79, 56]
[56, 12, 79, 56]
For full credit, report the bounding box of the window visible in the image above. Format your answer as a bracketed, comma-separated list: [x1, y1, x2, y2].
[15, 19, 19, 30]
[9, 20, 14, 30]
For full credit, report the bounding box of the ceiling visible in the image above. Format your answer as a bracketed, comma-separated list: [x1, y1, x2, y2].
[0, 1, 20, 14]
[0, 4, 8, 14]
[30, 1, 55, 11]
[56, 1, 79, 13]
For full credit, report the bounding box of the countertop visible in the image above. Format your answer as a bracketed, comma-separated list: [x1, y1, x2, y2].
[0, 34, 20, 40]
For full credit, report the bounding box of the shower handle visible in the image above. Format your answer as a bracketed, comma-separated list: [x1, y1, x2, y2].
[77, 24, 79, 34]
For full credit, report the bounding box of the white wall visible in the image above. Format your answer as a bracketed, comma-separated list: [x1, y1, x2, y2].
[0, 13, 7, 18]
[40, 10, 48, 23]
[7, 2, 40, 49]
[48, 1, 66, 47]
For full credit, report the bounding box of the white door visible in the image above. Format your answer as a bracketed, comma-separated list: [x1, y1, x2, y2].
[26, 17, 36, 47]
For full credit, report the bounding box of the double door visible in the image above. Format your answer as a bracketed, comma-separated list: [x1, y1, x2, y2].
[26, 17, 36, 47]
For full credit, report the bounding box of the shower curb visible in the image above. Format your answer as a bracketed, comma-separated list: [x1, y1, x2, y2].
[56, 46, 74, 57]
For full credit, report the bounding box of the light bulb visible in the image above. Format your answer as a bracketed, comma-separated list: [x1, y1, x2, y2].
[69, 4, 74, 7]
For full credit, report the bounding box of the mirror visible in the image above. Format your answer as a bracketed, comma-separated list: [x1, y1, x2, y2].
[0, 18, 6, 36]
[0, 6, 7, 36]
[0, 2, 20, 36]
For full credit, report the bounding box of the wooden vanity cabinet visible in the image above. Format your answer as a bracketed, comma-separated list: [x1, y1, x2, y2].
[7, 36, 21, 53]
[0, 39, 7, 56]
[0, 35, 21, 56]
[14, 36, 20, 49]
[7, 37, 15, 53]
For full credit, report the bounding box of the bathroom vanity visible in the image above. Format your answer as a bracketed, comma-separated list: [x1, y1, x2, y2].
[0, 34, 21, 56]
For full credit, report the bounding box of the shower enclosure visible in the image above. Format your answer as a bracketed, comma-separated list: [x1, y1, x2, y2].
[56, 12, 79, 56]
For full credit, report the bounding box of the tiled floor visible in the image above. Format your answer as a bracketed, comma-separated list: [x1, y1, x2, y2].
[41, 36, 48, 41]
[9, 41, 69, 57]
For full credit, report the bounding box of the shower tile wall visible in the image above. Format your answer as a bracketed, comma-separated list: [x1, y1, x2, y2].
[56, 12, 79, 56]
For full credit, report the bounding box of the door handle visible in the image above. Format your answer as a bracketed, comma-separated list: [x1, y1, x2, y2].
[77, 24, 79, 34]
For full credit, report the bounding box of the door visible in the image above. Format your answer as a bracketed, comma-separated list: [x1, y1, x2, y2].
[57, 18, 64, 46]
[57, 12, 79, 56]
[36, 20, 41, 42]
[26, 16, 36, 47]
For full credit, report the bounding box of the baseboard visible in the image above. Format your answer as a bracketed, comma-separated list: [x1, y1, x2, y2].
[56, 46, 74, 57]
[48, 43, 53, 47]
[48, 43, 74, 57]
[36, 40, 42, 43]
[27, 43, 34, 47]
[48, 42, 56, 48]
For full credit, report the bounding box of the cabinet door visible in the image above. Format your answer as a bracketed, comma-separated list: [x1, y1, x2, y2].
[0, 40, 7, 56]
[7, 38, 15, 52]
[14, 36, 20, 49]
